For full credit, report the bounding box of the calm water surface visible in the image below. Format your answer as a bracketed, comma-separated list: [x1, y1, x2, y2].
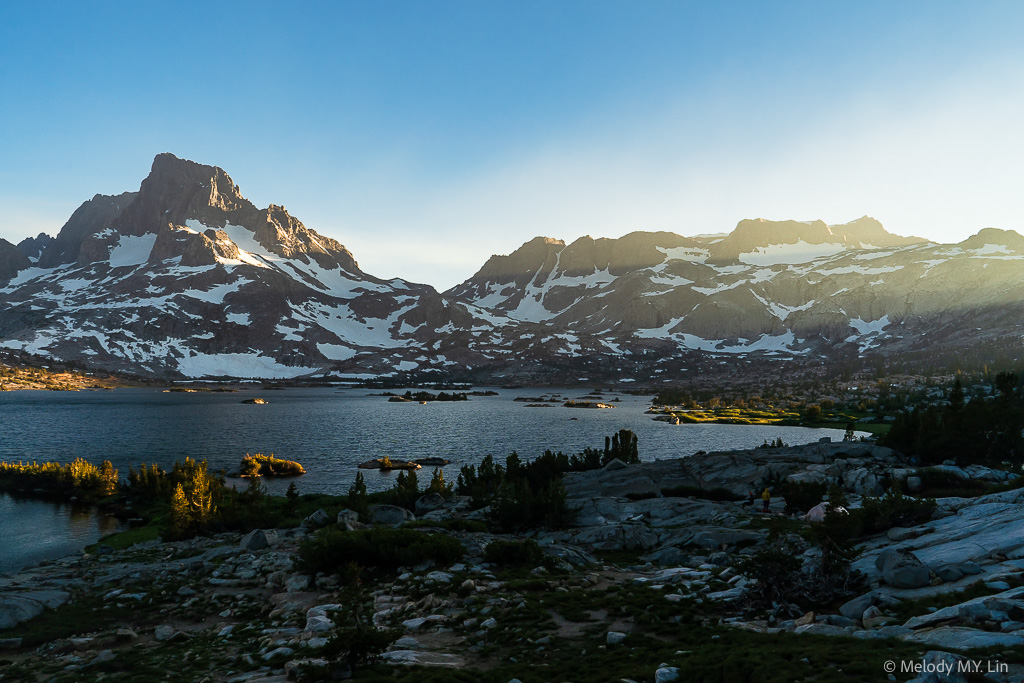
[0, 493, 120, 574]
[0, 386, 858, 572]
[0, 386, 858, 494]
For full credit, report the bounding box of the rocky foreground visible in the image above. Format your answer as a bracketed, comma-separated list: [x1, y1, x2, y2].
[4, 441, 1024, 681]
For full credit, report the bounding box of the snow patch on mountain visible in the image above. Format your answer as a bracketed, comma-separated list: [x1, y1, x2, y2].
[109, 234, 157, 267]
[316, 343, 358, 361]
[657, 246, 709, 262]
[738, 241, 846, 265]
[177, 352, 315, 378]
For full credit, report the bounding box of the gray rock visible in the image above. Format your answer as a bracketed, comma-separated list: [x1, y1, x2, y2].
[606, 631, 627, 645]
[240, 529, 279, 551]
[839, 592, 877, 620]
[305, 615, 334, 633]
[905, 476, 923, 492]
[302, 509, 331, 529]
[284, 659, 329, 678]
[285, 574, 312, 592]
[414, 493, 447, 516]
[154, 625, 175, 641]
[263, 646, 295, 660]
[933, 565, 964, 583]
[655, 667, 680, 682]
[903, 626, 1024, 649]
[876, 549, 930, 589]
[794, 623, 853, 636]
[821, 614, 858, 627]
[0, 590, 70, 629]
[381, 650, 466, 667]
[369, 504, 415, 525]
[90, 649, 116, 665]
[337, 509, 360, 528]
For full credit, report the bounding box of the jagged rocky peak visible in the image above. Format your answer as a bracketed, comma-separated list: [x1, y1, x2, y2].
[16, 233, 54, 262]
[44, 153, 361, 273]
[36, 191, 137, 267]
[455, 236, 566, 290]
[0, 238, 30, 279]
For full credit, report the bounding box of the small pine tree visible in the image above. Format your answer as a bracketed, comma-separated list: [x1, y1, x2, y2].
[285, 481, 300, 515]
[169, 483, 191, 539]
[348, 471, 368, 519]
[428, 467, 452, 498]
[99, 460, 118, 496]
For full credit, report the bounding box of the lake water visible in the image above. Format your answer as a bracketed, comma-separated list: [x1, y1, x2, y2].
[0, 386, 858, 573]
[0, 493, 121, 574]
[0, 386, 858, 495]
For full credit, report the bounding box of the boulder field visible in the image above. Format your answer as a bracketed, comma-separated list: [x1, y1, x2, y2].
[3, 441, 1024, 681]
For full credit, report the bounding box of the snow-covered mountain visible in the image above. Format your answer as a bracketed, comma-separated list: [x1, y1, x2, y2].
[0, 154, 483, 378]
[446, 219, 1024, 369]
[1, 154, 1021, 381]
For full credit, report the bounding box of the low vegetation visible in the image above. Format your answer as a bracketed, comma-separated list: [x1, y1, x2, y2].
[239, 452, 306, 477]
[296, 527, 464, 580]
[882, 372, 1024, 467]
[0, 458, 118, 501]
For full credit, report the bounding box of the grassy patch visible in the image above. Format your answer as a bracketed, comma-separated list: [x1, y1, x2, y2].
[85, 523, 162, 552]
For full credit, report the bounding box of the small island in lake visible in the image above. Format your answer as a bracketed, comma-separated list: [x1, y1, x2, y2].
[563, 399, 615, 409]
[239, 453, 304, 477]
[358, 455, 421, 470]
[386, 390, 468, 402]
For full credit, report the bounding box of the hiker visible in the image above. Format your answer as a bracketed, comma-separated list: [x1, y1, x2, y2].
[761, 487, 771, 513]
[742, 489, 755, 507]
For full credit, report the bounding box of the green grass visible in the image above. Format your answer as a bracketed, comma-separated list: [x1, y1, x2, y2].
[86, 523, 162, 552]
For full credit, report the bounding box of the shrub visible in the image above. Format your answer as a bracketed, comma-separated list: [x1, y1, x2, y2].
[778, 480, 827, 514]
[296, 528, 464, 578]
[0, 458, 119, 501]
[239, 453, 305, 477]
[483, 538, 545, 567]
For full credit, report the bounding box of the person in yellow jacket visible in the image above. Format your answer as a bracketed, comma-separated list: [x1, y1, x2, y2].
[761, 487, 771, 513]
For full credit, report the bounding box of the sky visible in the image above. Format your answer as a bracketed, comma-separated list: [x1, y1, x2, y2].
[2, 1, 1024, 289]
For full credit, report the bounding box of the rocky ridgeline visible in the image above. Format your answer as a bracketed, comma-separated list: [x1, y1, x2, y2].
[4, 442, 1024, 680]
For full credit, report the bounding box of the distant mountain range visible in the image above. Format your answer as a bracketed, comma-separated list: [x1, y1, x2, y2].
[1, 154, 1020, 381]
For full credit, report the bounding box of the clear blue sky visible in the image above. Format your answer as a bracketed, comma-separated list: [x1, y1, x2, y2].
[3, 1, 1024, 288]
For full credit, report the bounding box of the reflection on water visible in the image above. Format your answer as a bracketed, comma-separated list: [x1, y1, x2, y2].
[0, 493, 121, 574]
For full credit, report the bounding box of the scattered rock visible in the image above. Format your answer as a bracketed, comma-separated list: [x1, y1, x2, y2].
[414, 493, 447, 516]
[240, 529, 279, 551]
[876, 549, 931, 589]
[154, 625, 175, 641]
[655, 666, 680, 682]
[381, 650, 466, 668]
[606, 631, 627, 645]
[302, 509, 331, 530]
[369, 504, 415, 525]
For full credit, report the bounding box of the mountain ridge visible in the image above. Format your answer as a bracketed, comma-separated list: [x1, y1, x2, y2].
[0, 153, 1020, 381]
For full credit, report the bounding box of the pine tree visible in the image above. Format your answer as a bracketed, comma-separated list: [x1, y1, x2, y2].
[348, 471, 368, 519]
[169, 483, 191, 538]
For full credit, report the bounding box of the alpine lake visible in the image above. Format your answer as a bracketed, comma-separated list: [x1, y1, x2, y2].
[0, 386, 859, 573]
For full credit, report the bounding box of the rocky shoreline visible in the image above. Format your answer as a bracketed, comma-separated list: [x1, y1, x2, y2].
[4, 441, 1024, 681]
